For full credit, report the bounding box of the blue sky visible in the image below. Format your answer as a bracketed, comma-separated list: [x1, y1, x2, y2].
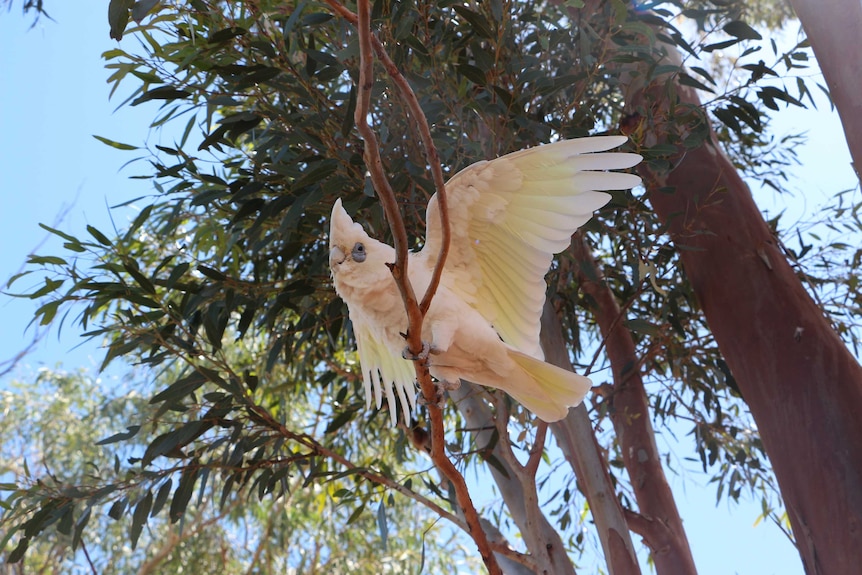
[1, 4, 857, 574]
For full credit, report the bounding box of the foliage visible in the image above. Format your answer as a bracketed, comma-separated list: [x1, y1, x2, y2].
[3, 0, 860, 571]
[0, 368, 475, 573]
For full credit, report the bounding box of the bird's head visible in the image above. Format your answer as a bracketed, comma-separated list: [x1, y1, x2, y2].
[329, 199, 394, 298]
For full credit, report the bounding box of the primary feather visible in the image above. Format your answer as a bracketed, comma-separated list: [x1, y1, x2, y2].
[329, 137, 642, 424]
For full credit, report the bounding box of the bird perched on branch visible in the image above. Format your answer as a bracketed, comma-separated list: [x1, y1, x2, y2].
[329, 136, 641, 424]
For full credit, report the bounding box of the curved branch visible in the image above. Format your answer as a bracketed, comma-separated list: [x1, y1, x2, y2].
[324, 2, 500, 572]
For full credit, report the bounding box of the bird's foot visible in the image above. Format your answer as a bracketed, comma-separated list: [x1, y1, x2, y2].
[402, 341, 438, 361]
[417, 379, 461, 408]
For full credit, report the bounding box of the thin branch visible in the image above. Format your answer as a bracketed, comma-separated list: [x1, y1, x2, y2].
[79, 539, 98, 575]
[328, 2, 500, 572]
[246, 405, 459, 526]
[322, 0, 450, 316]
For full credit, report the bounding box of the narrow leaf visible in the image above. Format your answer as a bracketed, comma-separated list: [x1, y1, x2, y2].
[376, 500, 389, 551]
[96, 425, 141, 445]
[92, 134, 139, 151]
[723, 20, 762, 41]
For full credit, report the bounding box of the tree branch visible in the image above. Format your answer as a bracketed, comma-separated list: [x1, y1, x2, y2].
[570, 234, 697, 575]
[323, 3, 499, 572]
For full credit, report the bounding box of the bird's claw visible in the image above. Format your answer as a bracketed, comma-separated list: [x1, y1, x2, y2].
[417, 379, 461, 408]
[402, 341, 432, 361]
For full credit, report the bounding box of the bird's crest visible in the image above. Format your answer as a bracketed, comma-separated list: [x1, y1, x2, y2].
[329, 198, 366, 249]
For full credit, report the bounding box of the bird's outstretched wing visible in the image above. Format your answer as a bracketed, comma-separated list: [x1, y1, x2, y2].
[350, 307, 418, 425]
[419, 136, 641, 359]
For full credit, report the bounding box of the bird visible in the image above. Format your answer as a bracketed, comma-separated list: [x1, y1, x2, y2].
[328, 136, 642, 424]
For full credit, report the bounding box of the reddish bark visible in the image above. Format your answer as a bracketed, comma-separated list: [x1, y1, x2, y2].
[628, 78, 862, 574]
[569, 237, 697, 575]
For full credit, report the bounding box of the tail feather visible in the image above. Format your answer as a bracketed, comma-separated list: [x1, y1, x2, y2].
[505, 349, 592, 422]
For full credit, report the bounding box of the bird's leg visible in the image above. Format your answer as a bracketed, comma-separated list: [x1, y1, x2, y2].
[402, 341, 432, 361]
[416, 378, 461, 408]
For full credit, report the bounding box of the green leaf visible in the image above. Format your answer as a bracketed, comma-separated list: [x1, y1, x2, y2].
[96, 425, 142, 445]
[150, 371, 208, 404]
[108, 0, 133, 40]
[165, 262, 190, 290]
[92, 134, 139, 151]
[132, 86, 193, 106]
[7, 537, 29, 564]
[702, 38, 740, 53]
[208, 26, 248, 44]
[38, 223, 79, 244]
[151, 479, 173, 518]
[457, 63, 487, 85]
[678, 73, 715, 94]
[131, 0, 159, 23]
[624, 318, 660, 336]
[130, 491, 153, 549]
[29, 277, 64, 299]
[35, 300, 61, 325]
[108, 498, 128, 520]
[723, 20, 762, 41]
[170, 465, 198, 523]
[87, 225, 113, 246]
[346, 502, 366, 525]
[452, 5, 493, 38]
[122, 258, 157, 295]
[376, 500, 389, 551]
[197, 265, 227, 281]
[325, 407, 357, 434]
[27, 255, 67, 266]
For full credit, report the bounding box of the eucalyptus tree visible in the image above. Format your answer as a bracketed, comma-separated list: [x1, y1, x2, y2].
[3, 1, 861, 574]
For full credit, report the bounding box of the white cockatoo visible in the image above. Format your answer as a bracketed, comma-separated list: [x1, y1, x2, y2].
[329, 136, 641, 424]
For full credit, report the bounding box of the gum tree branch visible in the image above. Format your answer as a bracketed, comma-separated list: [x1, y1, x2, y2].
[570, 234, 697, 575]
[321, 0, 451, 315]
[449, 383, 577, 574]
[328, 2, 500, 572]
[541, 302, 642, 575]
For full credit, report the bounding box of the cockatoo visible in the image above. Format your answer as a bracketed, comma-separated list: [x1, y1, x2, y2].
[329, 136, 641, 424]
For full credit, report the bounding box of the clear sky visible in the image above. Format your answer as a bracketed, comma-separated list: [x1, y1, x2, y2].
[1, 4, 856, 574]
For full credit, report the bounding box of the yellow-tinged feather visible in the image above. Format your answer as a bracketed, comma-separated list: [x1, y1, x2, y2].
[505, 349, 593, 421]
[332, 137, 642, 424]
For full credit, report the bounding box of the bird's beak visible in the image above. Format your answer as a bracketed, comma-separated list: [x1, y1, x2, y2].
[329, 245, 346, 269]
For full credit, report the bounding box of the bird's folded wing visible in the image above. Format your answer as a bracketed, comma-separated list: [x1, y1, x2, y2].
[351, 308, 417, 425]
[420, 136, 641, 359]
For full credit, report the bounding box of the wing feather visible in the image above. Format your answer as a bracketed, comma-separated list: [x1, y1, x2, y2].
[421, 137, 641, 359]
[351, 310, 417, 424]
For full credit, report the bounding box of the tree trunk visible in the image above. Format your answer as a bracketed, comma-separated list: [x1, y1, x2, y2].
[541, 303, 643, 575]
[623, 48, 862, 575]
[450, 383, 578, 575]
[568, 237, 697, 575]
[789, 0, 862, 181]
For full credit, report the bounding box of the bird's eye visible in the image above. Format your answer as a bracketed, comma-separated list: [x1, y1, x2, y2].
[352, 242, 367, 263]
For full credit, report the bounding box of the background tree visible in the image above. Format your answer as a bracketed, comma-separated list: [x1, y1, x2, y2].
[2, 0, 860, 573]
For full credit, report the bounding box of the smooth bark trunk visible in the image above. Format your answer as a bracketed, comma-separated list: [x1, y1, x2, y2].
[624, 48, 862, 574]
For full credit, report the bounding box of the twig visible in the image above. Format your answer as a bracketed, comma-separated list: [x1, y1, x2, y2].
[79, 539, 98, 575]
